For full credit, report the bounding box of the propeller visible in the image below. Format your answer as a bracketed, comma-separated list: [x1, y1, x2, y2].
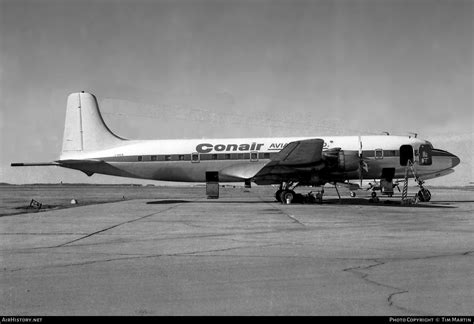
[358, 136, 368, 187]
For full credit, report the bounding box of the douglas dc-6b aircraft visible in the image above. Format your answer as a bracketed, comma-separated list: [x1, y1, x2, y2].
[12, 92, 460, 203]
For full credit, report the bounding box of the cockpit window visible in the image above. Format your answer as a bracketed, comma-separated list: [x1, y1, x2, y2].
[419, 144, 432, 165]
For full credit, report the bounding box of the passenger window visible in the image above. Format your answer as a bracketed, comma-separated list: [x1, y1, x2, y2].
[191, 153, 200, 163]
[250, 151, 258, 162]
[375, 149, 383, 159]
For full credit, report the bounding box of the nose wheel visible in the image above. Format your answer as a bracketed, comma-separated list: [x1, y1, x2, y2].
[414, 177, 431, 203]
[417, 188, 431, 202]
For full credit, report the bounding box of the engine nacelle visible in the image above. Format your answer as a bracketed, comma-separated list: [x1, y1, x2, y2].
[337, 150, 360, 172]
[323, 148, 359, 172]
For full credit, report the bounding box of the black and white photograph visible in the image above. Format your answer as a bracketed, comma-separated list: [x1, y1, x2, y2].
[0, 0, 472, 319]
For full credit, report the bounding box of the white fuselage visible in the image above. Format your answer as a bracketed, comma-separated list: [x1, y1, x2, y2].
[59, 135, 457, 183]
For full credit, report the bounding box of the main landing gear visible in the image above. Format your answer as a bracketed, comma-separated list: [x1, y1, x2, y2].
[275, 182, 296, 204]
[275, 182, 324, 204]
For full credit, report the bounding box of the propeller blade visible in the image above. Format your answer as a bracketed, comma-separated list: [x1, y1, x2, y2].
[358, 136, 363, 187]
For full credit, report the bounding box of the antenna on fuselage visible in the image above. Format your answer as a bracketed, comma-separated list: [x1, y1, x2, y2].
[381, 131, 390, 135]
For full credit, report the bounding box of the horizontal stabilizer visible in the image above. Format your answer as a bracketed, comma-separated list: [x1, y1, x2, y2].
[57, 159, 104, 165]
[11, 162, 59, 167]
[55, 159, 106, 177]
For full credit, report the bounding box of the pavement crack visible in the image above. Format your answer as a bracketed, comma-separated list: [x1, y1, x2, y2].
[343, 259, 428, 315]
[260, 197, 306, 227]
[174, 243, 284, 256]
[52, 203, 186, 248]
[388, 290, 410, 309]
[4, 243, 282, 273]
[342, 250, 474, 314]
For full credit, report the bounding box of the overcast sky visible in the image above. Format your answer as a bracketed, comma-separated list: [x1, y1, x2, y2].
[1, 0, 472, 185]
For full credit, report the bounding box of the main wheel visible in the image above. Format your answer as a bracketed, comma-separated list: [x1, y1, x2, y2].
[281, 190, 295, 204]
[275, 189, 283, 202]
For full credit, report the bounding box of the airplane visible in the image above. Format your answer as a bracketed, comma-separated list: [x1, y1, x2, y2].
[11, 92, 461, 204]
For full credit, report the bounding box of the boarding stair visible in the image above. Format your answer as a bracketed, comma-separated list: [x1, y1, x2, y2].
[401, 160, 430, 204]
[402, 160, 417, 203]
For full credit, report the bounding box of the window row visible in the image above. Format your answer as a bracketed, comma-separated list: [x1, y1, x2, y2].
[136, 152, 272, 162]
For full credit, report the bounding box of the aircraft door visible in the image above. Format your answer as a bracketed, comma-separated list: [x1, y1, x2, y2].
[206, 171, 219, 199]
[380, 168, 395, 196]
[419, 144, 432, 165]
[400, 145, 414, 166]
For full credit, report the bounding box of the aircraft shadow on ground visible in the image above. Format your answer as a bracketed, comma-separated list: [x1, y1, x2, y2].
[146, 200, 268, 204]
[146, 200, 193, 204]
[316, 198, 457, 208]
[146, 198, 459, 208]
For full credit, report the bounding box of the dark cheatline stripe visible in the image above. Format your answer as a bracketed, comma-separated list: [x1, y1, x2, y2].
[100, 152, 275, 163]
[431, 149, 455, 157]
[99, 149, 404, 163]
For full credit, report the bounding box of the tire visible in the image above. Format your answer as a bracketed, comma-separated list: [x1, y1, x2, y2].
[417, 189, 431, 202]
[281, 190, 295, 204]
[275, 189, 283, 202]
[424, 189, 431, 202]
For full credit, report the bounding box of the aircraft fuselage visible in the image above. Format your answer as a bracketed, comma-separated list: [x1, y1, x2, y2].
[59, 135, 459, 184]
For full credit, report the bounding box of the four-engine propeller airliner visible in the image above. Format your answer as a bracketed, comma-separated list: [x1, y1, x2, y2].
[12, 92, 460, 203]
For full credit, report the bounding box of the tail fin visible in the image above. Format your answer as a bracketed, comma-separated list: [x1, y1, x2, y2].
[61, 92, 125, 156]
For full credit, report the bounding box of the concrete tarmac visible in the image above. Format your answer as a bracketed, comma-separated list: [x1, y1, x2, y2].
[1, 187, 473, 316]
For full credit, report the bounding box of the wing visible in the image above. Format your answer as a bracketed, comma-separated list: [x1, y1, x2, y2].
[220, 139, 326, 180]
[267, 138, 325, 166]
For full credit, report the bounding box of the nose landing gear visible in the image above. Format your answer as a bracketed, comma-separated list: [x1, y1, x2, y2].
[402, 160, 431, 203]
[412, 174, 431, 203]
[417, 187, 431, 202]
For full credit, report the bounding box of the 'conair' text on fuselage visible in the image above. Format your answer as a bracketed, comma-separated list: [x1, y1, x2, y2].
[196, 142, 265, 153]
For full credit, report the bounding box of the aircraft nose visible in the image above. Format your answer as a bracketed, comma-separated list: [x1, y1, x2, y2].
[451, 154, 460, 168]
